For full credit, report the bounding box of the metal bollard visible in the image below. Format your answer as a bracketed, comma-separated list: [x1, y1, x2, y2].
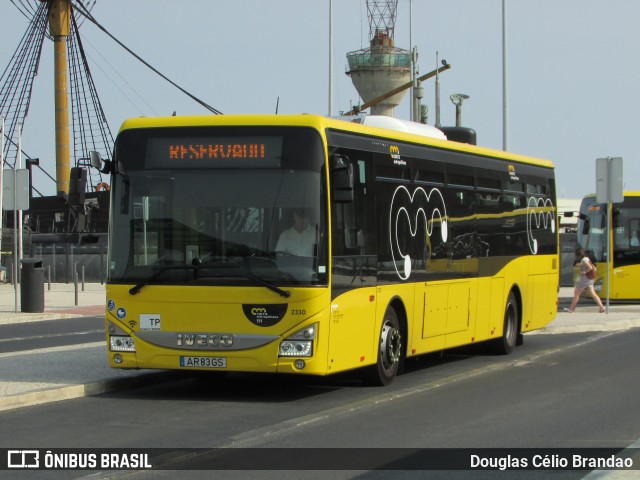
[47, 264, 52, 291]
[74, 271, 79, 306]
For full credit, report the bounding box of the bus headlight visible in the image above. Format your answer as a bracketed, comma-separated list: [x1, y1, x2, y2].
[110, 335, 136, 352]
[279, 323, 316, 357]
[279, 340, 312, 357]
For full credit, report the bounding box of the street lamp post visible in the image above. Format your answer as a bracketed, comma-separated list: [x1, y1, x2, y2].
[502, 0, 509, 151]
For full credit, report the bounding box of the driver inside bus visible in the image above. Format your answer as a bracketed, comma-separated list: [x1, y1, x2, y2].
[275, 209, 316, 256]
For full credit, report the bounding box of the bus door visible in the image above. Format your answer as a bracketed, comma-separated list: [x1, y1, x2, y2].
[417, 171, 475, 351]
[328, 152, 378, 372]
[612, 206, 640, 299]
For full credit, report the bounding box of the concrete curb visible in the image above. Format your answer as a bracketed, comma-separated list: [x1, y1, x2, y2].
[0, 371, 181, 412]
[532, 319, 640, 335]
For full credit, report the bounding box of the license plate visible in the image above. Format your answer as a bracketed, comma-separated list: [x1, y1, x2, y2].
[180, 356, 227, 368]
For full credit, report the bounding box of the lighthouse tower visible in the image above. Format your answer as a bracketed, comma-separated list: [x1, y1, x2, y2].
[346, 0, 410, 117]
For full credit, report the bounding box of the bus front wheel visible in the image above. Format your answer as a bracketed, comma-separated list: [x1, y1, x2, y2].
[365, 306, 403, 386]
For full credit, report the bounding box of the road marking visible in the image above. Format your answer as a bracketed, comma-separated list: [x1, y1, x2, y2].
[583, 436, 640, 479]
[0, 341, 103, 359]
[225, 331, 625, 448]
[0, 330, 103, 344]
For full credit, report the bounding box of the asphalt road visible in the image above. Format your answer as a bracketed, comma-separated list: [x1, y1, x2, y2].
[2, 327, 639, 479]
[0, 316, 104, 353]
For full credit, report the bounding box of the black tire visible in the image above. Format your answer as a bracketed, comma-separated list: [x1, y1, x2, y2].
[489, 292, 519, 355]
[364, 306, 403, 386]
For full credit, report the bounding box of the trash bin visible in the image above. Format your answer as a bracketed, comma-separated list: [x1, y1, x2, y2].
[20, 258, 45, 313]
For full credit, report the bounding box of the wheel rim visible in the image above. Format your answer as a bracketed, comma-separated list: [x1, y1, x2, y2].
[505, 304, 517, 347]
[380, 319, 401, 371]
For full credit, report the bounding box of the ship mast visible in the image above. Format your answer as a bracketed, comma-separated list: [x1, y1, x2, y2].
[46, 0, 72, 197]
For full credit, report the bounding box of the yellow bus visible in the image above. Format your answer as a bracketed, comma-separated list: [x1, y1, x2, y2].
[96, 114, 558, 385]
[577, 192, 640, 300]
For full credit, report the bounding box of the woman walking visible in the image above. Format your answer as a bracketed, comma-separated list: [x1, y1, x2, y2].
[564, 247, 605, 313]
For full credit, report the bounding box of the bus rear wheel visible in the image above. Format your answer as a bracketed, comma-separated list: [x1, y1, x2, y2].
[365, 306, 402, 386]
[489, 292, 519, 355]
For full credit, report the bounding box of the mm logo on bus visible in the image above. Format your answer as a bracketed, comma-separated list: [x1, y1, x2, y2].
[242, 304, 288, 327]
[389, 145, 405, 165]
[508, 164, 520, 181]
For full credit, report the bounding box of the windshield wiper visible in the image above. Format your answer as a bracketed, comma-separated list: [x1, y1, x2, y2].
[191, 270, 291, 298]
[130, 263, 291, 298]
[240, 272, 291, 298]
[129, 265, 196, 295]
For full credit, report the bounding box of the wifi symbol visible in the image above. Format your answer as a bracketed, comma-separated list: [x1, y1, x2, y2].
[128, 320, 137, 329]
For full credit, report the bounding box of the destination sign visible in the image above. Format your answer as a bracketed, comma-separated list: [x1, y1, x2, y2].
[168, 143, 265, 160]
[146, 136, 283, 168]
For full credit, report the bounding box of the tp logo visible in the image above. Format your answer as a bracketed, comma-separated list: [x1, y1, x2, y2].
[389, 186, 448, 280]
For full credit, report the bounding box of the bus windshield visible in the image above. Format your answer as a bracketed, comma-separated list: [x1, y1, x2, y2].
[579, 195, 640, 265]
[109, 126, 328, 289]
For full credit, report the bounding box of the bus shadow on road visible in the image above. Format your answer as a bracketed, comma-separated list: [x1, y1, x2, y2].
[102, 370, 347, 403]
[101, 335, 558, 403]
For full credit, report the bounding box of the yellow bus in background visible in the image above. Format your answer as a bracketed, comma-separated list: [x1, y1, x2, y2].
[577, 192, 640, 300]
[98, 114, 558, 385]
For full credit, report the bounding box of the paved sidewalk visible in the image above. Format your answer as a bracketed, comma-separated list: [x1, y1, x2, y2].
[0, 284, 639, 412]
[538, 287, 640, 334]
[536, 308, 640, 334]
[0, 282, 169, 412]
[0, 282, 106, 324]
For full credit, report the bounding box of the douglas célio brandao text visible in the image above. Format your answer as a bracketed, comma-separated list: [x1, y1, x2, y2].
[470, 453, 634, 470]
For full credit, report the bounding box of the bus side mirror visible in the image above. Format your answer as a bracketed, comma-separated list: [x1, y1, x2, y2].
[332, 155, 354, 203]
[90, 151, 113, 174]
[582, 219, 590, 235]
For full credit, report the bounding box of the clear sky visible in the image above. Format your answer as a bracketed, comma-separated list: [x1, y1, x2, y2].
[2, 0, 639, 199]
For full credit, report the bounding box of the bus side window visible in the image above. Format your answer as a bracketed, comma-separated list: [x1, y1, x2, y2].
[501, 193, 527, 255]
[445, 186, 477, 260]
[630, 219, 640, 247]
[331, 152, 375, 257]
[331, 154, 354, 203]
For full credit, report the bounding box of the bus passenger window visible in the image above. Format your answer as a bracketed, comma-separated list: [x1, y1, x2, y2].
[630, 219, 640, 247]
